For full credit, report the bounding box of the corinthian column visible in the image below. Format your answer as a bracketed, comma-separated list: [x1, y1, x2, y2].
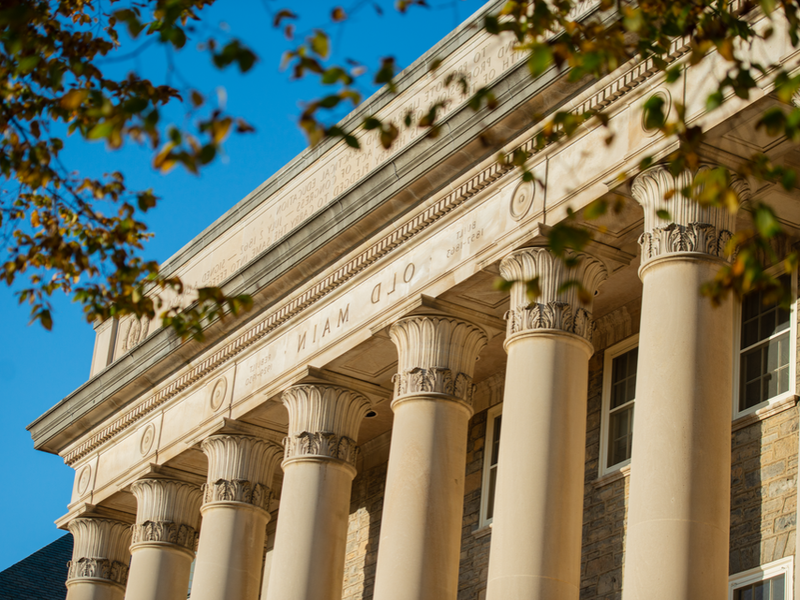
[124, 479, 202, 600]
[266, 384, 371, 600]
[486, 247, 607, 600]
[66, 516, 132, 600]
[622, 166, 747, 600]
[372, 316, 487, 600]
[189, 434, 282, 600]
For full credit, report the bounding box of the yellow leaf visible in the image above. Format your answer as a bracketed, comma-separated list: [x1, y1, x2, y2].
[60, 89, 89, 110]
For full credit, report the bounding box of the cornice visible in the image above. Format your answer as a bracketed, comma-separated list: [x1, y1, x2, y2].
[60, 30, 694, 468]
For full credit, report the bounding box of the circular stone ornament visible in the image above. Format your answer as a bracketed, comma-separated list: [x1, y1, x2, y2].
[210, 377, 228, 411]
[641, 90, 672, 136]
[510, 180, 536, 221]
[139, 423, 156, 456]
[77, 465, 92, 495]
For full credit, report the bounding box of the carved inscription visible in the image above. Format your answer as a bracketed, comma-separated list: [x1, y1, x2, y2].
[446, 221, 484, 259]
[296, 303, 351, 354]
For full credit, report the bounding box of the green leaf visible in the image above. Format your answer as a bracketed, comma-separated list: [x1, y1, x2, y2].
[528, 44, 553, 78]
[311, 31, 330, 59]
[87, 121, 115, 140]
[656, 209, 672, 221]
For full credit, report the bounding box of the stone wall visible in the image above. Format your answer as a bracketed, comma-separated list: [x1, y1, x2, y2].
[729, 404, 798, 574]
[342, 461, 386, 600]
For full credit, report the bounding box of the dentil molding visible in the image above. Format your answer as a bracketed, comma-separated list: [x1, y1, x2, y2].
[499, 247, 607, 342]
[389, 316, 487, 406]
[281, 385, 371, 467]
[632, 165, 751, 267]
[67, 517, 132, 587]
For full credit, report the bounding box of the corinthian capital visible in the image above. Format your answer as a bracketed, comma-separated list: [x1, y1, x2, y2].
[201, 435, 283, 512]
[281, 385, 371, 468]
[632, 164, 750, 267]
[499, 247, 607, 343]
[389, 316, 487, 407]
[67, 517, 132, 588]
[130, 479, 202, 552]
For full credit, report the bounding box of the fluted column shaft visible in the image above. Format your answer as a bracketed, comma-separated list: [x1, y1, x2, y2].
[373, 316, 487, 600]
[124, 478, 202, 600]
[266, 384, 371, 600]
[189, 434, 282, 600]
[622, 166, 747, 600]
[66, 516, 132, 600]
[486, 247, 607, 600]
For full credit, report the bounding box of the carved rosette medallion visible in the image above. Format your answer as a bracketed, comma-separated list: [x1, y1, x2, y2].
[66, 517, 132, 588]
[139, 423, 156, 456]
[510, 180, 536, 221]
[389, 316, 487, 408]
[499, 247, 607, 343]
[631, 165, 750, 268]
[281, 385, 371, 469]
[76, 465, 92, 496]
[209, 377, 227, 410]
[200, 435, 283, 512]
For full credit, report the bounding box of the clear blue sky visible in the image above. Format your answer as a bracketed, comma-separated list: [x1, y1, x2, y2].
[0, 0, 490, 571]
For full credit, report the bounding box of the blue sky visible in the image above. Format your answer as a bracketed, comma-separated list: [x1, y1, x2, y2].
[0, 0, 491, 570]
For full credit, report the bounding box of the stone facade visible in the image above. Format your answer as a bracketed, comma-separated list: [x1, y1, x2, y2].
[26, 1, 800, 599]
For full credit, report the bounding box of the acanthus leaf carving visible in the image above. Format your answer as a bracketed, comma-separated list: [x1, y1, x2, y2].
[201, 478, 271, 511]
[67, 558, 129, 586]
[392, 367, 476, 405]
[130, 520, 198, 551]
[283, 431, 360, 467]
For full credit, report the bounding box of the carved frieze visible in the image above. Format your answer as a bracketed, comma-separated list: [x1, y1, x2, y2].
[499, 247, 607, 343]
[283, 431, 359, 467]
[391, 367, 475, 405]
[201, 478, 271, 510]
[67, 557, 129, 585]
[130, 520, 198, 550]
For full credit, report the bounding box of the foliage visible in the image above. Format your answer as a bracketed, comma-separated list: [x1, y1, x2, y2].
[3, 0, 800, 343]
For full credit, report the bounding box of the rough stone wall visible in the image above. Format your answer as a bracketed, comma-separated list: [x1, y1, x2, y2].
[457, 408, 492, 600]
[342, 461, 386, 600]
[729, 405, 798, 574]
[580, 351, 628, 600]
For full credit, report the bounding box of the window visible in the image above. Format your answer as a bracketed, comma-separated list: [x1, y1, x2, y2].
[479, 403, 502, 527]
[729, 557, 793, 600]
[599, 335, 638, 476]
[735, 274, 796, 418]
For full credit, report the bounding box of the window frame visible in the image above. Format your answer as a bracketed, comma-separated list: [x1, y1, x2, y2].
[729, 556, 793, 600]
[599, 334, 639, 477]
[733, 269, 797, 420]
[479, 402, 503, 528]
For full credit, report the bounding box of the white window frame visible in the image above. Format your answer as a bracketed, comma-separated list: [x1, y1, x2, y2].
[479, 402, 503, 528]
[733, 269, 797, 420]
[599, 334, 639, 477]
[729, 556, 794, 600]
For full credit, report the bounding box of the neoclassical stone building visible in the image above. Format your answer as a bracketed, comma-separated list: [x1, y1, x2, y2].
[28, 1, 800, 599]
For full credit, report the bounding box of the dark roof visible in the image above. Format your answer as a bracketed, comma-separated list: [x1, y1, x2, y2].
[0, 534, 72, 600]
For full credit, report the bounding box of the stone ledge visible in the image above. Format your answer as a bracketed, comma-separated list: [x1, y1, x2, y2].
[471, 524, 493, 539]
[592, 464, 631, 489]
[732, 395, 798, 433]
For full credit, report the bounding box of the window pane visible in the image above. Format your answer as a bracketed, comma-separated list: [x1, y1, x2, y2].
[611, 348, 637, 409]
[486, 466, 498, 520]
[608, 406, 633, 466]
[490, 415, 502, 466]
[772, 575, 785, 600]
[753, 581, 766, 600]
[741, 275, 792, 349]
